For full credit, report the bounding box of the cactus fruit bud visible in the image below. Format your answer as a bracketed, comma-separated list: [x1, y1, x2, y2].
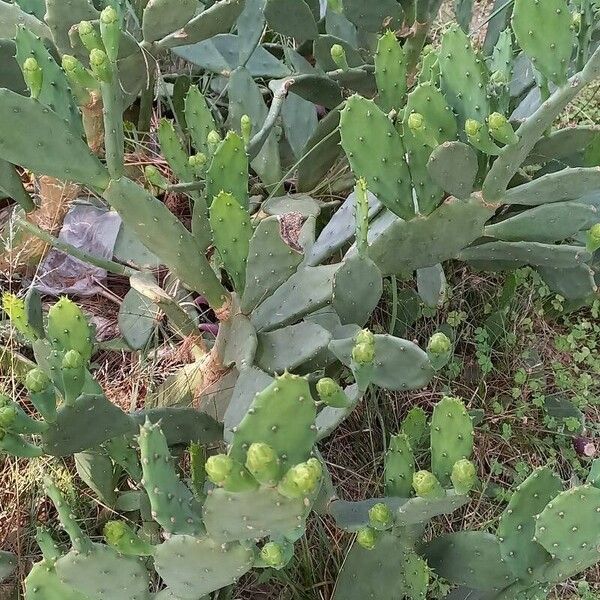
[451, 459, 477, 494]
[465, 119, 482, 138]
[571, 11, 581, 29]
[330, 44, 349, 70]
[188, 153, 207, 177]
[144, 165, 169, 190]
[260, 542, 286, 568]
[356, 526, 378, 550]
[352, 342, 375, 365]
[245, 442, 280, 485]
[412, 470, 444, 498]
[207, 130, 221, 154]
[490, 70, 508, 86]
[103, 521, 154, 556]
[0, 406, 17, 429]
[22, 58, 43, 100]
[25, 369, 51, 394]
[100, 6, 120, 62]
[427, 332, 451, 355]
[89, 49, 111, 83]
[62, 55, 98, 91]
[408, 112, 425, 132]
[240, 114, 252, 145]
[206, 454, 258, 492]
[488, 113, 519, 145]
[278, 460, 321, 498]
[62, 349, 84, 370]
[355, 329, 375, 347]
[316, 378, 350, 408]
[586, 223, 600, 253]
[368, 502, 393, 531]
[78, 20, 103, 52]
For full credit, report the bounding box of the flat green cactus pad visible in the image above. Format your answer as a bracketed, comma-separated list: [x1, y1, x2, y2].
[55, 544, 150, 600]
[25, 560, 89, 600]
[374, 30, 407, 112]
[142, 0, 197, 43]
[329, 497, 409, 531]
[333, 533, 428, 599]
[396, 492, 469, 525]
[385, 433, 415, 497]
[229, 372, 317, 469]
[185, 86, 217, 156]
[0, 550, 15, 582]
[47, 297, 94, 362]
[154, 535, 254, 599]
[497, 467, 562, 579]
[427, 142, 478, 200]
[534, 485, 600, 563]
[424, 531, 515, 592]
[44, 0, 98, 56]
[342, 0, 403, 31]
[203, 486, 309, 542]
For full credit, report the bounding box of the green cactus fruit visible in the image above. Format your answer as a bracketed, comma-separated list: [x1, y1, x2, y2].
[355, 329, 375, 346]
[99, 6, 119, 62]
[451, 459, 477, 494]
[0, 406, 16, 430]
[25, 368, 50, 394]
[240, 114, 252, 146]
[144, 165, 169, 190]
[206, 454, 259, 492]
[278, 460, 321, 498]
[330, 44, 349, 70]
[352, 342, 375, 365]
[47, 297, 94, 362]
[22, 57, 42, 100]
[488, 113, 519, 145]
[0, 395, 48, 434]
[413, 470, 444, 498]
[316, 378, 350, 408]
[356, 526, 378, 550]
[0, 430, 43, 457]
[586, 223, 600, 253]
[61, 55, 98, 91]
[408, 112, 438, 148]
[427, 332, 452, 371]
[368, 502, 393, 531]
[490, 69, 508, 86]
[78, 20, 103, 52]
[2, 292, 39, 341]
[207, 129, 221, 154]
[465, 119, 502, 156]
[188, 153, 207, 178]
[62, 349, 84, 370]
[245, 442, 280, 485]
[260, 542, 286, 568]
[89, 48, 111, 83]
[103, 521, 154, 557]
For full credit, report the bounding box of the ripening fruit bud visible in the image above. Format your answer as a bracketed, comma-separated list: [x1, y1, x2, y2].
[368, 502, 393, 531]
[62, 349, 84, 370]
[103, 520, 154, 556]
[207, 130, 221, 154]
[188, 153, 207, 177]
[205, 454, 233, 486]
[586, 223, 600, 253]
[78, 20, 103, 52]
[408, 112, 425, 132]
[22, 57, 43, 100]
[25, 368, 51, 394]
[278, 461, 321, 498]
[465, 119, 482, 138]
[355, 329, 375, 346]
[240, 114, 252, 145]
[305, 457, 323, 481]
[571, 11, 581, 29]
[316, 378, 350, 408]
[490, 69, 508, 86]
[330, 44, 349, 70]
[260, 542, 286, 568]
[0, 406, 17, 429]
[62, 54, 98, 90]
[245, 442, 279, 484]
[427, 332, 451, 355]
[488, 112, 519, 145]
[89, 48, 111, 83]
[352, 342, 375, 365]
[144, 165, 168, 189]
[451, 459, 477, 494]
[100, 6, 120, 62]
[412, 470, 444, 498]
[356, 526, 378, 550]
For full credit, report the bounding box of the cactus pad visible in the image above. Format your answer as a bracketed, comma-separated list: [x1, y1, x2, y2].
[385, 433, 415, 497]
[333, 533, 429, 600]
[142, 0, 197, 43]
[255, 321, 332, 374]
[374, 30, 407, 112]
[154, 534, 254, 599]
[203, 486, 309, 542]
[329, 334, 434, 391]
[185, 86, 217, 156]
[342, 0, 403, 32]
[427, 141, 478, 199]
[47, 297, 94, 362]
[430, 396, 473, 486]
[497, 466, 562, 579]
[340, 95, 413, 220]
[139, 420, 203, 536]
[157, 119, 194, 182]
[229, 372, 317, 469]
[396, 492, 469, 525]
[512, 0, 573, 85]
[534, 484, 600, 562]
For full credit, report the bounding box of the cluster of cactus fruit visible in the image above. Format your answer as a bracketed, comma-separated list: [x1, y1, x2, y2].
[0, 0, 599, 597]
